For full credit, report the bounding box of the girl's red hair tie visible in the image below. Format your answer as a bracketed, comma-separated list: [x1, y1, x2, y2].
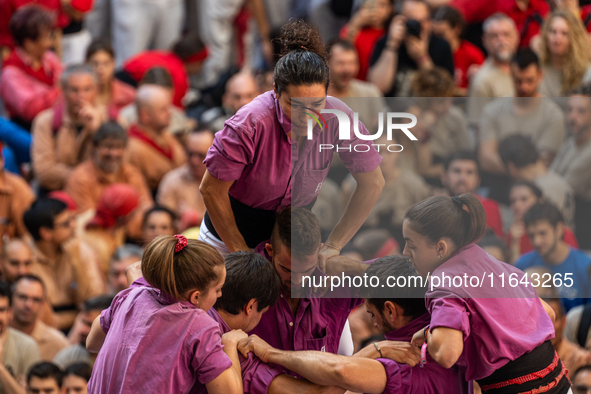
[174, 234, 188, 253]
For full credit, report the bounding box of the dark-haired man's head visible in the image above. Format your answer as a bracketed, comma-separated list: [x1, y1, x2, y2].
[267, 207, 321, 296]
[142, 206, 176, 245]
[566, 89, 591, 143]
[24, 199, 74, 245]
[63, 363, 92, 394]
[524, 202, 565, 260]
[92, 121, 127, 173]
[273, 20, 329, 138]
[214, 251, 281, 332]
[186, 129, 214, 179]
[222, 72, 259, 115]
[77, 295, 114, 347]
[442, 151, 480, 196]
[360, 255, 427, 333]
[327, 40, 359, 91]
[511, 48, 542, 98]
[27, 362, 63, 394]
[498, 134, 540, 179]
[10, 275, 45, 328]
[573, 365, 591, 394]
[1, 239, 34, 283]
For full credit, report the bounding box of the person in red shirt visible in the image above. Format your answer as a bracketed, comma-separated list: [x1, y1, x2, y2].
[508, 180, 579, 263]
[116, 32, 208, 108]
[498, 0, 549, 48]
[339, 0, 393, 81]
[441, 151, 505, 238]
[0, 5, 61, 130]
[85, 40, 135, 118]
[580, 3, 591, 32]
[0, 0, 93, 57]
[433, 5, 485, 96]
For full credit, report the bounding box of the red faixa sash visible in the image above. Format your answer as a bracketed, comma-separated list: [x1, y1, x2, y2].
[128, 125, 173, 161]
[2, 50, 54, 86]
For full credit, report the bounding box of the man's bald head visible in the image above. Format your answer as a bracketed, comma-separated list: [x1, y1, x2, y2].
[1, 239, 34, 283]
[223, 72, 259, 115]
[136, 84, 172, 133]
[187, 130, 214, 178]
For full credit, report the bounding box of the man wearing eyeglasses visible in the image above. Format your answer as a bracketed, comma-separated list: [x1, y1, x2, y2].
[574, 366, 591, 394]
[9, 275, 68, 361]
[156, 128, 214, 231]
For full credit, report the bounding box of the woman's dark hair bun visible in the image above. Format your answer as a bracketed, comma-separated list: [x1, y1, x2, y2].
[276, 19, 327, 59]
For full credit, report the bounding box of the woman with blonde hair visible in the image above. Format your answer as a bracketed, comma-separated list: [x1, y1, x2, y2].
[539, 9, 591, 96]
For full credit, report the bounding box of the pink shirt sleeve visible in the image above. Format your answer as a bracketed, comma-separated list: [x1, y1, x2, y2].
[204, 121, 256, 182]
[100, 291, 129, 334]
[376, 358, 410, 394]
[428, 297, 471, 340]
[241, 353, 284, 393]
[0, 67, 60, 122]
[190, 321, 233, 384]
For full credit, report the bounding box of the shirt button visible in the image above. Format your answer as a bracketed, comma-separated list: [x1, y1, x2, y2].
[289, 322, 293, 327]
[292, 145, 296, 150]
[280, 294, 283, 298]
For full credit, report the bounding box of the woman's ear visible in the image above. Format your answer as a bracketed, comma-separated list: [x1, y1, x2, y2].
[436, 240, 449, 260]
[273, 82, 278, 97]
[189, 290, 201, 308]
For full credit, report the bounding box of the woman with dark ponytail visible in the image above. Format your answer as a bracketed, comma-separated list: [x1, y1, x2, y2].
[199, 20, 384, 267]
[404, 194, 571, 393]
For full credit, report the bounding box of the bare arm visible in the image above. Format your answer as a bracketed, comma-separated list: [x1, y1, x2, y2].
[269, 374, 346, 394]
[368, 16, 406, 95]
[249, 346, 387, 393]
[206, 330, 247, 394]
[86, 315, 107, 353]
[199, 170, 249, 252]
[540, 298, 556, 323]
[320, 167, 385, 268]
[425, 327, 464, 369]
[0, 365, 25, 394]
[478, 140, 506, 174]
[237, 335, 421, 394]
[353, 340, 420, 363]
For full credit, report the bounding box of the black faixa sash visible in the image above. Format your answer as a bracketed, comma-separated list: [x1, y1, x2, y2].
[477, 341, 571, 394]
[203, 195, 317, 249]
[203, 195, 276, 249]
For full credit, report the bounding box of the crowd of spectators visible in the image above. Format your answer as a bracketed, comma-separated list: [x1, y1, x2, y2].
[1, 0, 591, 392]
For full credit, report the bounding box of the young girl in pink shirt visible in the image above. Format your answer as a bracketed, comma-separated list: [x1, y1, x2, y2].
[404, 194, 570, 393]
[86, 235, 244, 394]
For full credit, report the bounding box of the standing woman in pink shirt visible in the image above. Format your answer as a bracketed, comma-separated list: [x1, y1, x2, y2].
[199, 20, 384, 267]
[85, 235, 245, 394]
[404, 194, 571, 393]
